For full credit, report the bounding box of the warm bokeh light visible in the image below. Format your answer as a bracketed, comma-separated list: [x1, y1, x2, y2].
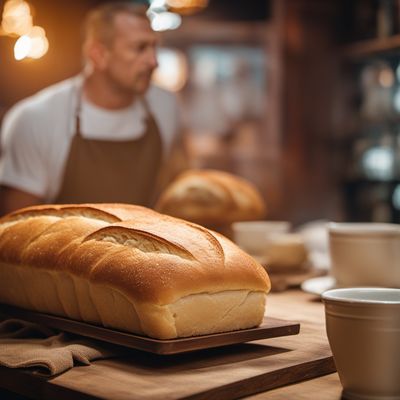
[150, 11, 181, 31]
[148, 0, 167, 11]
[378, 68, 395, 88]
[29, 34, 49, 59]
[166, 0, 208, 15]
[152, 48, 188, 92]
[392, 185, 400, 210]
[1, 0, 32, 36]
[362, 146, 394, 181]
[167, 0, 208, 7]
[27, 26, 48, 58]
[3, 0, 30, 15]
[14, 34, 31, 60]
[2, 0, 48, 60]
[13, 25, 49, 60]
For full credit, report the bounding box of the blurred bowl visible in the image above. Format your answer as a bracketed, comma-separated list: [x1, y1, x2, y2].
[232, 220, 291, 255]
[264, 233, 308, 270]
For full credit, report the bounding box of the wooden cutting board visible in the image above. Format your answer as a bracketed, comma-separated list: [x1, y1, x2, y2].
[0, 304, 300, 354]
[0, 291, 335, 400]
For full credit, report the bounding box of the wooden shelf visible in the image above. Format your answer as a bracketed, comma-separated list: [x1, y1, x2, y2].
[163, 19, 270, 45]
[339, 116, 400, 137]
[344, 177, 400, 185]
[341, 34, 400, 59]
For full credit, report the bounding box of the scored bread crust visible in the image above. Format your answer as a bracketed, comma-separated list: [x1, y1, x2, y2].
[0, 203, 271, 339]
[155, 169, 266, 225]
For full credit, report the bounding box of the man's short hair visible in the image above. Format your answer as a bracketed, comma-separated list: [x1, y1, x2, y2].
[83, 2, 149, 48]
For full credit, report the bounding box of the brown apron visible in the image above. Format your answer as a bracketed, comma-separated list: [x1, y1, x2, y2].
[55, 94, 162, 207]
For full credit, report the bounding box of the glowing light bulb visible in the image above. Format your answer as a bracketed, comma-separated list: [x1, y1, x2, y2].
[2, 0, 32, 35]
[3, 0, 30, 15]
[166, 0, 208, 15]
[14, 34, 31, 60]
[151, 12, 181, 31]
[152, 48, 188, 91]
[28, 35, 48, 58]
[26, 25, 49, 58]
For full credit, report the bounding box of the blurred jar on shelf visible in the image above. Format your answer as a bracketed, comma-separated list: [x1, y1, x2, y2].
[360, 60, 395, 121]
[376, 0, 397, 38]
[392, 61, 400, 115]
[393, 126, 400, 178]
[360, 131, 396, 181]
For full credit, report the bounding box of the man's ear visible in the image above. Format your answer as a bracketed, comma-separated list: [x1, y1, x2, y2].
[86, 40, 110, 70]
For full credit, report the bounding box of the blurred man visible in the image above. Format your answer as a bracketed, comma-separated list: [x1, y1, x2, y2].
[0, 2, 187, 215]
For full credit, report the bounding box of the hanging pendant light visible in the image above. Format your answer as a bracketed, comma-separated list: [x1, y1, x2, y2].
[166, 0, 209, 16]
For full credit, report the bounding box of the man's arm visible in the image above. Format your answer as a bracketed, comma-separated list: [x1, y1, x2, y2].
[0, 185, 43, 216]
[0, 100, 50, 216]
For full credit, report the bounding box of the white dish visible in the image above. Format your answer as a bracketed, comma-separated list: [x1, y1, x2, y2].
[301, 276, 336, 296]
[328, 222, 400, 236]
[232, 220, 291, 255]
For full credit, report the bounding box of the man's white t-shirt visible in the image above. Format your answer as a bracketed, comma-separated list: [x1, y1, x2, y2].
[0, 76, 181, 202]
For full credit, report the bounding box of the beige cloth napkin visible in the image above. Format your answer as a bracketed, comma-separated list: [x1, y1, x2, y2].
[0, 319, 120, 376]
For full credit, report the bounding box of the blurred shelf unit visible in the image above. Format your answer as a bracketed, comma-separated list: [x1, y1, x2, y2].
[333, 0, 400, 222]
[343, 178, 400, 223]
[337, 116, 400, 139]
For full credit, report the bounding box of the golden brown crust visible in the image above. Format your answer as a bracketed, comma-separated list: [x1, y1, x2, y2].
[0, 204, 120, 224]
[0, 203, 271, 306]
[155, 169, 266, 225]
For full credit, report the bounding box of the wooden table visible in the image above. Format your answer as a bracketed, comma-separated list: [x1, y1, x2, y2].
[0, 290, 344, 400]
[247, 290, 343, 399]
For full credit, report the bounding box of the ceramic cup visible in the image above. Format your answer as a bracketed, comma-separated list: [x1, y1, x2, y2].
[322, 288, 400, 400]
[328, 222, 400, 287]
[231, 220, 291, 255]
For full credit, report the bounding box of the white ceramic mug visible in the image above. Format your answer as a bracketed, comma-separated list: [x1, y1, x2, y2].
[328, 222, 400, 287]
[322, 288, 400, 400]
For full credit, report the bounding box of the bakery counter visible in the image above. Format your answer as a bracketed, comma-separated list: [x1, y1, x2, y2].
[0, 289, 343, 400]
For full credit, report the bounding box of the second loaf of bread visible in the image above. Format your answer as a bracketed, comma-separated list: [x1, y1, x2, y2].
[0, 204, 271, 339]
[156, 169, 267, 225]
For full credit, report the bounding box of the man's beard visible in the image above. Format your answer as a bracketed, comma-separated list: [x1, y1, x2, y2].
[134, 71, 153, 93]
[103, 66, 153, 95]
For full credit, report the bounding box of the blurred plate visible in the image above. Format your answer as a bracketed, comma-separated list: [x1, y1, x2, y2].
[301, 276, 336, 296]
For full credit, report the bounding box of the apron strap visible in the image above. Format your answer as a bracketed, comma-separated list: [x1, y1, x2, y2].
[75, 84, 83, 136]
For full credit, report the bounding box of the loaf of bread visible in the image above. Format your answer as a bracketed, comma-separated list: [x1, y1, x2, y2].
[0, 204, 271, 339]
[155, 169, 266, 226]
